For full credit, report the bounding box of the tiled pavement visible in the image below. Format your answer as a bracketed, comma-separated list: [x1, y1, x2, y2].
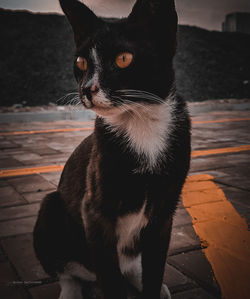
[0, 110, 250, 298]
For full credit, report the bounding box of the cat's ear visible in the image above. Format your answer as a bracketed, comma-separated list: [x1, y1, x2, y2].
[59, 0, 98, 45]
[129, 0, 178, 54]
[129, 0, 177, 31]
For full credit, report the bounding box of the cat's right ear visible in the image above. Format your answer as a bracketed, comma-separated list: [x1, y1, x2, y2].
[59, 0, 98, 45]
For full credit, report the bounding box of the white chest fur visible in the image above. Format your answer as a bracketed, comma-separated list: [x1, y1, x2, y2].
[105, 100, 174, 172]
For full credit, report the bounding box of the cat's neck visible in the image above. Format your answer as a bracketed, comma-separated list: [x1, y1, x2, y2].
[98, 97, 176, 173]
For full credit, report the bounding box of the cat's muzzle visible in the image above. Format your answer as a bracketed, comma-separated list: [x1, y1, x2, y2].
[81, 97, 94, 109]
[81, 84, 100, 108]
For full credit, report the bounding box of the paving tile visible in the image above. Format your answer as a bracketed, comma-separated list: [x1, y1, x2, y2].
[0, 179, 8, 187]
[0, 246, 6, 262]
[169, 225, 201, 255]
[192, 140, 244, 151]
[172, 288, 217, 299]
[22, 190, 54, 203]
[18, 136, 47, 143]
[177, 200, 184, 209]
[0, 157, 24, 169]
[29, 282, 60, 299]
[164, 263, 194, 291]
[0, 261, 29, 299]
[21, 155, 67, 166]
[168, 250, 220, 295]
[40, 172, 61, 186]
[190, 153, 250, 173]
[0, 149, 30, 158]
[216, 184, 250, 205]
[216, 176, 250, 192]
[30, 146, 60, 156]
[0, 185, 26, 207]
[47, 142, 77, 151]
[0, 140, 21, 150]
[190, 157, 226, 173]
[7, 175, 55, 194]
[13, 153, 42, 162]
[216, 184, 250, 218]
[59, 148, 75, 154]
[201, 169, 231, 180]
[213, 167, 250, 191]
[0, 203, 40, 221]
[0, 216, 37, 237]
[207, 165, 250, 181]
[173, 208, 192, 227]
[1, 234, 48, 281]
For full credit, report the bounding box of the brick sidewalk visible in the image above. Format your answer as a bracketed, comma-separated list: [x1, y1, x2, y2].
[0, 110, 250, 298]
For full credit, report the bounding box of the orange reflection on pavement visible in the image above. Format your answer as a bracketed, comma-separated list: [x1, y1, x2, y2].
[182, 174, 250, 299]
[191, 145, 250, 158]
[0, 127, 93, 136]
[0, 165, 64, 178]
[192, 118, 250, 124]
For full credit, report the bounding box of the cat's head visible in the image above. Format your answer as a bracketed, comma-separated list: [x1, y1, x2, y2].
[59, 0, 178, 117]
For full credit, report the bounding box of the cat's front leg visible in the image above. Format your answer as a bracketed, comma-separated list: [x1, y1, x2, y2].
[59, 274, 83, 299]
[85, 216, 127, 299]
[140, 217, 172, 299]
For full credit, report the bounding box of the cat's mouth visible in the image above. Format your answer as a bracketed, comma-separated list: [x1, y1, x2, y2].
[81, 95, 118, 117]
[81, 95, 110, 109]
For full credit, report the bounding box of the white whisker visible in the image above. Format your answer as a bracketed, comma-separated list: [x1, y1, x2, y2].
[56, 92, 79, 105]
[114, 89, 165, 104]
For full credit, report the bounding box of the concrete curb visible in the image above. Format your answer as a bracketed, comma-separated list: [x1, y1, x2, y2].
[0, 100, 250, 123]
[0, 110, 95, 123]
[188, 101, 250, 115]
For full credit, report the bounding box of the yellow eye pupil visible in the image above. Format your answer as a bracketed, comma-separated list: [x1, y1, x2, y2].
[116, 52, 133, 69]
[76, 57, 87, 71]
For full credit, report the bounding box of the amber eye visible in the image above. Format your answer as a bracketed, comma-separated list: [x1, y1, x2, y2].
[76, 57, 87, 71]
[115, 52, 133, 69]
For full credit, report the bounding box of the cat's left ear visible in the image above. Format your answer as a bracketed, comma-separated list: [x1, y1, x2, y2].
[59, 0, 99, 45]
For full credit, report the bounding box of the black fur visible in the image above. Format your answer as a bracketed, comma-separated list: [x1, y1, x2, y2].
[34, 1, 191, 298]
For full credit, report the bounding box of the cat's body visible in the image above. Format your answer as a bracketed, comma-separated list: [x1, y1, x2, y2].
[33, 1, 191, 298]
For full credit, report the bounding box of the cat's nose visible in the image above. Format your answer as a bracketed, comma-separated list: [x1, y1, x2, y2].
[90, 84, 99, 94]
[84, 84, 99, 101]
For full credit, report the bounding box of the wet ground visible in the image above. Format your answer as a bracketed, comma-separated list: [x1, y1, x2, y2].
[0, 108, 250, 299]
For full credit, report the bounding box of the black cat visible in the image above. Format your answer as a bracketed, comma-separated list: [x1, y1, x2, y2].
[33, 0, 191, 298]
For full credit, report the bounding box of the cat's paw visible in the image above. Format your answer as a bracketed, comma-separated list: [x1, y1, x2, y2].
[59, 293, 82, 299]
[59, 276, 83, 299]
[160, 283, 171, 299]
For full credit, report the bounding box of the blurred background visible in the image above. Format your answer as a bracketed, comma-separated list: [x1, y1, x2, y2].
[0, 0, 250, 106]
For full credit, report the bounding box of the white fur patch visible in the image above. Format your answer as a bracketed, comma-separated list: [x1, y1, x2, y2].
[90, 50, 100, 89]
[116, 201, 148, 271]
[91, 47, 101, 70]
[121, 254, 172, 299]
[122, 254, 143, 290]
[89, 47, 102, 90]
[63, 261, 96, 282]
[105, 98, 175, 172]
[161, 284, 172, 299]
